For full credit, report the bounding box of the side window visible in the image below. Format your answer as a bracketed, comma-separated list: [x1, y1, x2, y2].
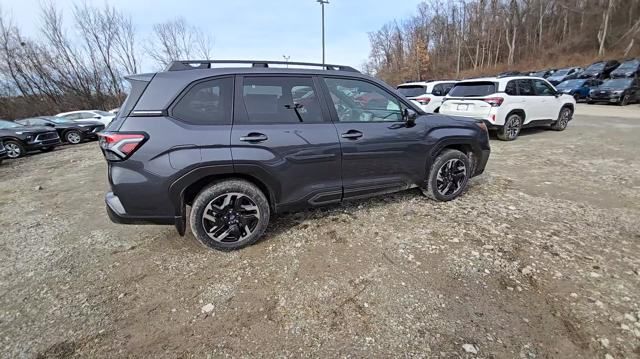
[432, 84, 444, 96]
[323, 77, 403, 122]
[63, 114, 80, 120]
[517, 79, 535, 96]
[533, 80, 555, 96]
[241, 77, 322, 123]
[30, 118, 47, 126]
[79, 112, 96, 119]
[172, 77, 233, 125]
[505, 81, 518, 95]
[442, 83, 455, 95]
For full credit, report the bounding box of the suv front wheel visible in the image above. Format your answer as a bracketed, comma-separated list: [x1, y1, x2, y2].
[423, 149, 471, 201]
[189, 179, 270, 251]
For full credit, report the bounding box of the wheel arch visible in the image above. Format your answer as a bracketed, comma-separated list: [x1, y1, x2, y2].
[506, 108, 526, 123]
[428, 137, 481, 180]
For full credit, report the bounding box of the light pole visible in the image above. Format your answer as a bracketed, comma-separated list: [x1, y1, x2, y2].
[316, 0, 329, 65]
[282, 55, 290, 68]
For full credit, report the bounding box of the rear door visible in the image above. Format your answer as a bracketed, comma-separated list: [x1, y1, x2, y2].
[440, 81, 497, 118]
[515, 79, 540, 122]
[230, 75, 343, 210]
[321, 76, 430, 198]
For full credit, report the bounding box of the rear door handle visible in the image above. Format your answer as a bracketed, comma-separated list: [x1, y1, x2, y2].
[341, 130, 363, 139]
[239, 133, 268, 142]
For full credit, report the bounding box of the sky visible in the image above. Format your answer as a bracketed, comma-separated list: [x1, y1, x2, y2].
[2, 0, 423, 71]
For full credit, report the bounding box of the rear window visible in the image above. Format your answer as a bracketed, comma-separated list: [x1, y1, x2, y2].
[448, 82, 496, 97]
[172, 77, 233, 125]
[396, 85, 427, 98]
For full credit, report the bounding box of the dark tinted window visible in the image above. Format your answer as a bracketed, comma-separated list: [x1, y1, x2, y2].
[517, 79, 535, 96]
[441, 83, 455, 94]
[396, 85, 427, 98]
[448, 82, 497, 97]
[241, 77, 322, 123]
[533, 80, 555, 95]
[505, 81, 517, 95]
[586, 62, 605, 71]
[172, 77, 233, 125]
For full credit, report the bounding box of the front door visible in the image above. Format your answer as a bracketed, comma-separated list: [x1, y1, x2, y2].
[230, 75, 343, 211]
[532, 79, 562, 119]
[320, 76, 429, 199]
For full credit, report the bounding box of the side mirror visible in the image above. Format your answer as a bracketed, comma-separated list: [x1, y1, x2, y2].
[93, 115, 101, 119]
[432, 90, 443, 96]
[403, 108, 418, 125]
[45, 122, 55, 127]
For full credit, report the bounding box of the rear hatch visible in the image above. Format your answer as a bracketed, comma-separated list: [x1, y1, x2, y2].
[396, 84, 429, 105]
[440, 81, 498, 118]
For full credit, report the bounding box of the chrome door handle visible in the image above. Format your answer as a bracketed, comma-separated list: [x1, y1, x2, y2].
[239, 133, 268, 142]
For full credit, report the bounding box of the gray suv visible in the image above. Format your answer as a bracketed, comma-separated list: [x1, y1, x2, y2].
[99, 60, 491, 251]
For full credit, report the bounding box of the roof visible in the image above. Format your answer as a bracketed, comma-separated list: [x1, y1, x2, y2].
[457, 76, 546, 83]
[397, 80, 458, 87]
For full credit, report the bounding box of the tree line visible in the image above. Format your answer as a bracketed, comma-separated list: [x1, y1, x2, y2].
[365, 0, 640, 85]
[0, 2, 212, 119]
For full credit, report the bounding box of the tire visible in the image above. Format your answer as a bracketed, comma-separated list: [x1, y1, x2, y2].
[551, 106, 572, 131]
[587, 99, 594, 104]
[4, 140, 25, 158]
[572, 93, 580, 102]
[65, 130, 84, 144]
[189, 179, 270, 251]
[497, 113, 523, 141]
[40, 147, 54, 153]
[422, 149, 471, 202]
[619, 94, 630, 106]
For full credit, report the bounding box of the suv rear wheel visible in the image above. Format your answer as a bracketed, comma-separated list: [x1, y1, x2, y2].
[497, 113, 523, 141]
[189, 179, 270, 251]
[422, 149, 471, 201]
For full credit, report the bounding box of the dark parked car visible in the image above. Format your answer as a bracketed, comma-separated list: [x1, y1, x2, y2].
[555, 79, 602, 101]
[577, 60, 620, 79]
[528, 69, 556, 78]
[15, 116, 104, 144]
[610, 58, 640, 78]
[497, 71, 523, 78]
[546, 67, 583, 85]
[0, 140, 7, 164]
[0, 119, 61, 158]
[587, 77, 639, 105]
[98, 60, 491, 251]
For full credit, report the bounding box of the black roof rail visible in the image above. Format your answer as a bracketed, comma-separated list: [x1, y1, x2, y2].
[165, 60, 360, 73]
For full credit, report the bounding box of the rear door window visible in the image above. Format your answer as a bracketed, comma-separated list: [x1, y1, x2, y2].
[448, 82, 497, 97]
[396, 85, 427, 98]
[240, 76, 323, 123]
[172, 77, 233, 125]
[441, 83, 455, 95]
[505, 81, 518, 95]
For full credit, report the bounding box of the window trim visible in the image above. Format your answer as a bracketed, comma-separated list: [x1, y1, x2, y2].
[233, 74, 330, 125]
[319, 75, 414, 124]
[168, 75, 235, 126]
[516, 79, 536, 96]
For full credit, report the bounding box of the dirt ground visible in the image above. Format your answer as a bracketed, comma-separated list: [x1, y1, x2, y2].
[1, 104, 639, 358]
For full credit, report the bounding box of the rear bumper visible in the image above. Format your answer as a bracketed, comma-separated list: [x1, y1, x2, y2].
[105, 191, 177, 226]
[473, 149, 490, 177]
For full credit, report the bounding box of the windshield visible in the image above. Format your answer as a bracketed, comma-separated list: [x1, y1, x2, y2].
[448, 82, 496, 97]
[530, 71, 546, 77]
[586, 63, 605, 71]
[556, 79, 585, 89]
[396, 85, 427, 97]
[601, 78, 632, 88]
[0, 119, 20, 129]
[618, 60, 639, 69]
[94, 110, 112, 116]
[553, 69, 570, 76]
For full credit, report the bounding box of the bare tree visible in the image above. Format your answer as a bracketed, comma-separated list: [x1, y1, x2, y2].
[147, 18, 213, 68]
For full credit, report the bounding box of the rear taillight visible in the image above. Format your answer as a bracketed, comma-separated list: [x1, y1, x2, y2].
[98, 132, 147, 161]
[482, 97, 504, 107]
[415, 96, 431, 105]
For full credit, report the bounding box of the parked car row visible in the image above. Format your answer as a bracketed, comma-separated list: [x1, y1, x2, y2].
[0, 109, 112, 162]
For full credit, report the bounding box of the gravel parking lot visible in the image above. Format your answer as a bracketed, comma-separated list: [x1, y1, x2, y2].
[1, 104, 639, 358]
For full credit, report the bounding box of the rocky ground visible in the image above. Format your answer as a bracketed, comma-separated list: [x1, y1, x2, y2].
[0, 107, 639, 358]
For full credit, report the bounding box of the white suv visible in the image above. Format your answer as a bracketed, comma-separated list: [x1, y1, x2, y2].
[55, 110, 115, 126]
[439, 76, 576, 140]
[396, 80, 457, 113]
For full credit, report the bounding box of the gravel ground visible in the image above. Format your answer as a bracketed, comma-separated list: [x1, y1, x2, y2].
[1, 108, 639, 358]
